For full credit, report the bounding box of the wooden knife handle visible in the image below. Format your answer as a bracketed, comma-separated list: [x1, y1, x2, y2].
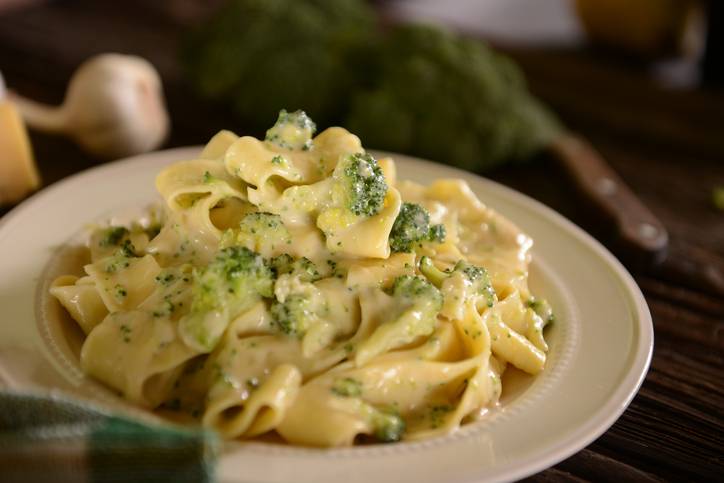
[551, 134, 669, 265]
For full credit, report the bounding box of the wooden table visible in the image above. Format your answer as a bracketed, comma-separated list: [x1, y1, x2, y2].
[1, 1, 722, 480]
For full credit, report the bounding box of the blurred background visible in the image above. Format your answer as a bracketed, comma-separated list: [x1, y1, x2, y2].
[0, 0, 722, 481]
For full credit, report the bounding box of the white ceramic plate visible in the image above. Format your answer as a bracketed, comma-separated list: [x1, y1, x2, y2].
[0, 147, 653, 483]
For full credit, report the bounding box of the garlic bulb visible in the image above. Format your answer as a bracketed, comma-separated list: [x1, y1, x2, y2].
[9, 53, 170, 159]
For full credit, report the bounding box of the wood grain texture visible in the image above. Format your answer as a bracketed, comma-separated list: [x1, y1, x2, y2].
[0, 1, 722, 480]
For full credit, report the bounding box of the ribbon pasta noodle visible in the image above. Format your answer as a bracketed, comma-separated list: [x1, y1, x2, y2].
[50, 110, 554, 446]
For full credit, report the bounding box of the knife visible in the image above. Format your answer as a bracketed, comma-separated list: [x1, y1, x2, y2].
[552, 134, 724, 297]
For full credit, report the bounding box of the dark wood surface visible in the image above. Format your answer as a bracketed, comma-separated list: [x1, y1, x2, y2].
[1, 1, 722, 481]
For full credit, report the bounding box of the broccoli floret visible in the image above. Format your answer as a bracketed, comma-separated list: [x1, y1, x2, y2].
[390, 274, 443, 311]
[270, 254, 320, 282]
[99, 226, 129, 247]
[182, 0, 375, 129]
[333, 152, 387, 217]
[194, 246, 274, 311]
[331, 377, 363, 397]
[265, 109, 316, 150]
[118, 239, 137, 258]
[428, 223, 446, 243]
[180, 247, 274, 351]
[316, 152, 389, 252]
[389, 202, 446, 252]
[186, 4, 558, 171]
[270, 255, 327, 338]
[419, 256, 496, 308]
[526, 297, 555, 327]
[346, 24, 561, 172]
[355, 275, 442, 365]
[270, 294, 317, 336]
[370, 407, 406, 443]
[221, 212, 291, 255]
[270, 285, 328, 337]
[101, 239, 141, 273]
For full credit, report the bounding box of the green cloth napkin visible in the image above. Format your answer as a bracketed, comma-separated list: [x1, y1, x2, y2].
[0, 390, 219, 483]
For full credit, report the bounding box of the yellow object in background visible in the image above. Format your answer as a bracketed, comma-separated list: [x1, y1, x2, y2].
[0, 98, 40, 205]
[574, 0, 705, 58]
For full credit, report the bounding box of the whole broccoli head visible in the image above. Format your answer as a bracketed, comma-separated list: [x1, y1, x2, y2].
[182, 0, 375, 130]
[346, 24, 562, 172]
[389, 202, 446, 253]
[419, 256, 496, 309]
[180, 246, 274, 351]
[332, 152, 388, 217]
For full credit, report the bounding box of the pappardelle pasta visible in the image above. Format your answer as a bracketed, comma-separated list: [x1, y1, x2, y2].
[50, 110, 554, 446]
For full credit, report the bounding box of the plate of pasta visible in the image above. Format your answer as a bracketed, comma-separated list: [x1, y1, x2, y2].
[0, 111, 652, 482]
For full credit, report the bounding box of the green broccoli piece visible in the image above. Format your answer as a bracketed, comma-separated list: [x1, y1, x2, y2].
[118, 239, 137, 258]
[355, 275, 442, 365]
[428, 224, 446, 243]
[237, 212, 288, 236]
[270, 294, 316, 336]
[182, 0, 375, 130]
[390, 274, 444, 311]
[331, 377, 363, 397]
[389, 202, 446, 252]
[99, 226, 129, 247]
[265, 109, 316, 150]
[180, 247, 274, 351]
[269, 254, 326, 337]
[333, 152, 388, 217]
[194, 246, 274, 311]
[370, 407, 406, 442]
[101, 238, 141, 273]
[221, 212, 291, 253]
[346, 24, 562, 172]
[526, 297, 555, 327]
[419, 256, 496, 308]
[270, 254, 320, 282]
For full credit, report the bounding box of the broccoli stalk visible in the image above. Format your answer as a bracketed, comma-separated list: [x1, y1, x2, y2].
[389, 202, 446, 252]
[419, 256, 496, 310]
[355, 275, 443, 365]
[179, 246, 274, 352]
